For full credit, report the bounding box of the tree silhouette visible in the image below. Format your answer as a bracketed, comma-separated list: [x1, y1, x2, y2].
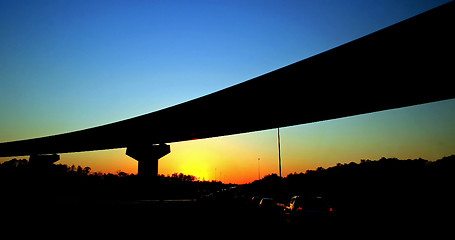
[83, 167, 91, 175]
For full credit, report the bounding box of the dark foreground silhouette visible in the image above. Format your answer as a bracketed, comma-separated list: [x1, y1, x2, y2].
[1, 155, 454, 235]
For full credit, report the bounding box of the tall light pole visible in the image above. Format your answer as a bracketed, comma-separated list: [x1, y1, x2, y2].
[258, 158, 261, 180]
[278, 128, 282, 178]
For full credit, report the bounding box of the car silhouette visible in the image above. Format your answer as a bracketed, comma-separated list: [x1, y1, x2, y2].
[284, 195, 334, 222]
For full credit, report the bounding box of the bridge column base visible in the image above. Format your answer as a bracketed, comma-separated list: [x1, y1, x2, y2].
[126, 143, 170, 177]
[29, 154, 60, 169]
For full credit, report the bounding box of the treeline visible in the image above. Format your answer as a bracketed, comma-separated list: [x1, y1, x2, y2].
[0, 158, 222, 201]
[0, 158, 202, 182]
[288, 155, 455, 209]
[252, 155, 455, 186]
[247, 155, 455, 222]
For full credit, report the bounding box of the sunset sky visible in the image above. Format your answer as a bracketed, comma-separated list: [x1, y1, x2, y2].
[1, 0, 454, 184]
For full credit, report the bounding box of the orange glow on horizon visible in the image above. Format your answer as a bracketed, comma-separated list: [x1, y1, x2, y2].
[158, 131, 282, 184]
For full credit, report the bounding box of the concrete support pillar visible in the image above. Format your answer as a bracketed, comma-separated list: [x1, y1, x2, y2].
[29, 154, 60, 169]
[126, 143, 170, 177]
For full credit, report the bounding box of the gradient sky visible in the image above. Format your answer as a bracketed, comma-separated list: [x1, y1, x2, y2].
[1, 0, 453, 183]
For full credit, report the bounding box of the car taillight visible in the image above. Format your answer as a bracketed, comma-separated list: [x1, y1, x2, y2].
[297, 207, 303, 211]
[329, 207, 333, 212]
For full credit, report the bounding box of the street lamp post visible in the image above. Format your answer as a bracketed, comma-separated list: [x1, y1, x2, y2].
[258, 158, 260, 180]
[278, 128, 282, 178]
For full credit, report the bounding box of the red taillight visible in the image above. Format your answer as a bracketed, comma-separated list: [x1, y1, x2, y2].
[297, 207, 303, 211]
[329, 207, 333, 212]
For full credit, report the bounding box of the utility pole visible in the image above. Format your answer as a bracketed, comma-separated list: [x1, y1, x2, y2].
[258, 158, 261, 180]
[278, 128, 282, 178]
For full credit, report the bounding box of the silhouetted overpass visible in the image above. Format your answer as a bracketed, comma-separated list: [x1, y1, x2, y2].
[1, 2, 454, 176]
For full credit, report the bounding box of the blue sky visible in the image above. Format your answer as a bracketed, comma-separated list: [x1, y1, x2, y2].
[1, 0, 453, 182]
